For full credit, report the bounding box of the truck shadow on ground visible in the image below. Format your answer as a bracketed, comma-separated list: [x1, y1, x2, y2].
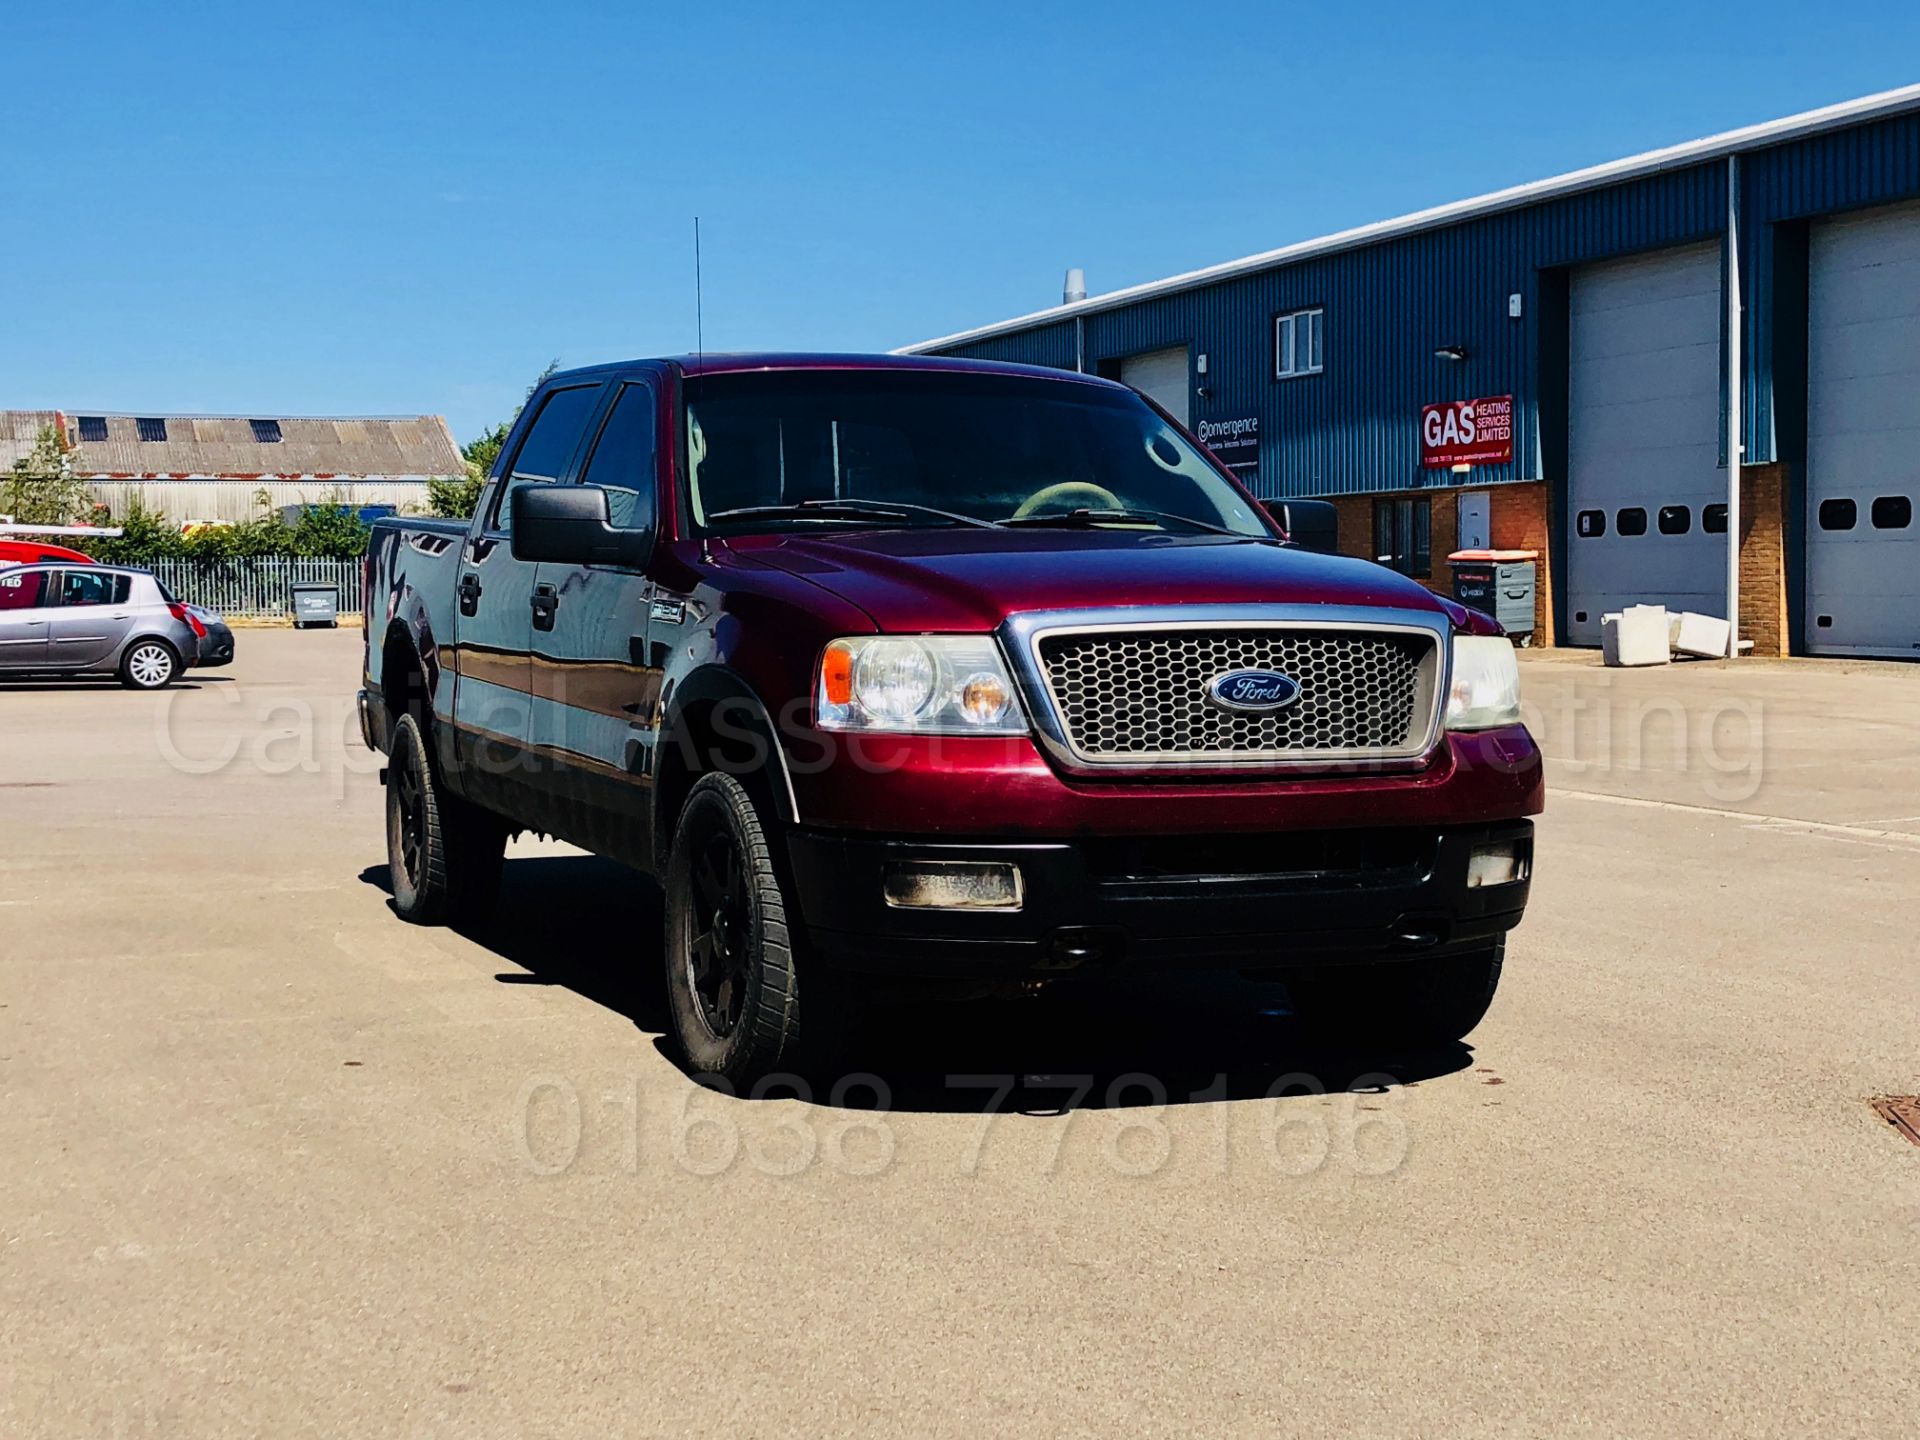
[361, 852, 1473, 1111]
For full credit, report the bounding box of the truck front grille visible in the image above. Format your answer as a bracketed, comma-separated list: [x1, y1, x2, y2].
[1031, 624, 1440, 766]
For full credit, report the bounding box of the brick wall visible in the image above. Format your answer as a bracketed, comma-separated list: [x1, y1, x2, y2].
[1737, 462, 1789, 658]
[1309, 474, 1790, 653]
[1325, 483, 1555, 644]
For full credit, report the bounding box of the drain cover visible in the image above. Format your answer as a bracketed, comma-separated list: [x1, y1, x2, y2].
[1870, 1096, 1920, 1146]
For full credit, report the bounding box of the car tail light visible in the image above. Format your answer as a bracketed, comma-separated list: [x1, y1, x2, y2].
[168, 602, 209, 639]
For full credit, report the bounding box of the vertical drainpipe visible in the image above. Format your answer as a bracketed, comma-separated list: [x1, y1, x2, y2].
[1725, 153, 1743, 657]
[1075, 315, 1085, 373]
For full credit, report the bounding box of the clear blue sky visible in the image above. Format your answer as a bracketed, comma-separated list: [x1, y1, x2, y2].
[5, 1, 1916, 444]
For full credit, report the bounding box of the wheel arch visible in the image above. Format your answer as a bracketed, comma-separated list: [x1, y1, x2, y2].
[653, 665, 800, 866]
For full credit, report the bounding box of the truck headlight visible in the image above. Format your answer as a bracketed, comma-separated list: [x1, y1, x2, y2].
[818, 636, 1028, 734]
[1445, 635, 1523, 731]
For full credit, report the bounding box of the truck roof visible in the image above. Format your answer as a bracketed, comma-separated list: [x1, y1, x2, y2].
[547, 351, 1126, 388]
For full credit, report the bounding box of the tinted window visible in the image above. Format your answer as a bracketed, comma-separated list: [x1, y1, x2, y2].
[1657, 505, 1691, 535]
[1616, 507, 1648, 536]
[1702, 504, 1728, 534]
[77, 416, 108, 442]
[0, 571, 48, 610]
[1576, 509, 1606, 538]
[58, 570, 131, 606]
[581, 383, 657, 532]
[1818, 498, 1856, 531]
[1871, 495, 1912, 530]
[492, 384, 602, 533]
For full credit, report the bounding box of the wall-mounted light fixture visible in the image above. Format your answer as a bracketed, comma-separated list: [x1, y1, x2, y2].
[1433, 345, 1470, 362]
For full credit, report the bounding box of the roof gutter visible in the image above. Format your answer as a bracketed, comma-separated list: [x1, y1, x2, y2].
[896, 82, 1920, 355]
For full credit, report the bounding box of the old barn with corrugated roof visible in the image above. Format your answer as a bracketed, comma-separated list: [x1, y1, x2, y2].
[2, 409, 461, 523]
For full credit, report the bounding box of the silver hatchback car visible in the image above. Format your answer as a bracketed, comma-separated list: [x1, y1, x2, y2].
[0, 563, 222, 689]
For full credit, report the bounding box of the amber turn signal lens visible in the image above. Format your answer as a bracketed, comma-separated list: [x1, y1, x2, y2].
[821, 642, 854, 707]
[958, 672, 1010, 725]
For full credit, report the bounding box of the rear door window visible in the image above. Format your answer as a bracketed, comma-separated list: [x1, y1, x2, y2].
[57, 570, 131, 606]
[490, 384, 604, 535]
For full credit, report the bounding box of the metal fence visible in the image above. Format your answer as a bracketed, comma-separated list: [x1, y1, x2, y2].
[146, 557, 363, 620]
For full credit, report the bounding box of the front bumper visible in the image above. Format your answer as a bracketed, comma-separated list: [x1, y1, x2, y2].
[786, 820, 1532, 978]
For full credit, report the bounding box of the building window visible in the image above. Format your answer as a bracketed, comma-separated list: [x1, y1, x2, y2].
[1373, 497, 1430, 578]
[136, 417, 168, 443]
[1616, 507, 1648, 536]
[1702, 504, 1728, 534]
[1657, 505, 1691, 535]
[250, 419, 283, 444]
[1275, 307, 1324, 379]
[1818, 498, 1856, 531]
[76, 416, 108, 443]
[1575, 509, 1606, 538]
[1871, 495, 1911, 530]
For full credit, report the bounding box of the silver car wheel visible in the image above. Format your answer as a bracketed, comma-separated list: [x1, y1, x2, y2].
[126, 643, 175, 688]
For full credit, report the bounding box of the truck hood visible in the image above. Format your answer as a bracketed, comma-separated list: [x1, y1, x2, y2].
[724, 528, 1462, 632]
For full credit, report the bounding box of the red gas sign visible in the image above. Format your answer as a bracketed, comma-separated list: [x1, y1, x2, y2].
[1421, 395, 1513, 468]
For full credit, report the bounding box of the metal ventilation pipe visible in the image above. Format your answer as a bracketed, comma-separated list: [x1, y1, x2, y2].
[1062, 267, 1087, 304]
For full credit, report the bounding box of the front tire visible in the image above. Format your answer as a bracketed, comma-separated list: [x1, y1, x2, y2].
[1284, 941, 1505, 1050]
[663, 772, 801, 1084]
[119, 639, 180, 690]
[385, 712, 507, 925]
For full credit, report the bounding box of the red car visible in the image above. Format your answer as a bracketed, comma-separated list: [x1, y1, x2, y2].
[361, 354, 1542, 1081]
[0, 538, 95, 567]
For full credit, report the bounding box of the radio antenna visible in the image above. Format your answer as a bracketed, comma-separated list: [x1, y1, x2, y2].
[694, 216, 705, 367]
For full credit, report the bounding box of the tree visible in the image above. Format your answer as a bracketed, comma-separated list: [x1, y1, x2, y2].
[288, 489, 373, 557]
[83, 498, 182, 563]
[2, 425, 93, 527]
[431, 360, 561, 519]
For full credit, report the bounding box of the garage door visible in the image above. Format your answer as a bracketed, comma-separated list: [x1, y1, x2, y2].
[1119, 345, 1190, 428]
[1806, 200, 1920, 658]
[1565, 243, 1725, 645]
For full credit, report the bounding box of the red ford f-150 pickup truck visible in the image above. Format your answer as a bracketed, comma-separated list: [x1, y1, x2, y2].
[361, 354, 1542, 1082]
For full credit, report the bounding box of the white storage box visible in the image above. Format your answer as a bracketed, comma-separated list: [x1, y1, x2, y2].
[1671, 611, 1732, 659]
[1601, 606, 1670, 666]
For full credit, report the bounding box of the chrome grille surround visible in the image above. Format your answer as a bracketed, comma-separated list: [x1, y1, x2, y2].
[1001, 605, 1450, 770]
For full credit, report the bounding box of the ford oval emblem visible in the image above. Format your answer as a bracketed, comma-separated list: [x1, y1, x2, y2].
[1205, 668, 1303, 714]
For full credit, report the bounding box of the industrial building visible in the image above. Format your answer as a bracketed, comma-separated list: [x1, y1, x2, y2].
[1, 410, 462, 524]
[901, 86, 1920, 659]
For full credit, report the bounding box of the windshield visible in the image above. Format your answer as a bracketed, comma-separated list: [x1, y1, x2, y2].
[681, 370, 1273, 538]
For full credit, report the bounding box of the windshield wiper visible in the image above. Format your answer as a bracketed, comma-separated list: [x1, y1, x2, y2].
[706, 499, 998, 530]
[998, 507, 1243, 537]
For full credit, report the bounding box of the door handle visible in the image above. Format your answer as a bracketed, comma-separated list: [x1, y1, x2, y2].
[531, 583, 559, 632]
[457, 572, 483, 617]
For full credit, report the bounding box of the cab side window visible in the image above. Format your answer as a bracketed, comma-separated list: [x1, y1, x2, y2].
[58, 571, 131, 606]
[490, 384, 603, 536]
[0, 571, 48, 610]
[580, 382, 658, 533]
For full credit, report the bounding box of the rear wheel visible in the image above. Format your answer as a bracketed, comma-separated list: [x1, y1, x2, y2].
[664, 772, 801, 1084]
[119, 640, 180, 690]
[385, 713, 507, 925]
[1284, 941, 1505, 1050]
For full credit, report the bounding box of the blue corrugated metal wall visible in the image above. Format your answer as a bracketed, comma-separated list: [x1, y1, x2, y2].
[936, 110, 1920, 502]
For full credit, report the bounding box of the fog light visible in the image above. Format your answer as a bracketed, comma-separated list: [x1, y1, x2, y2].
[1466, 841, 1529, 889]
[883, 861, 1023, 910]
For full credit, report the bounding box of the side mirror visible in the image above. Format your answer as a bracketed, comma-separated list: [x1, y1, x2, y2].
[1261, 498, 1339, 556]
[511, 485, 652, 568]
